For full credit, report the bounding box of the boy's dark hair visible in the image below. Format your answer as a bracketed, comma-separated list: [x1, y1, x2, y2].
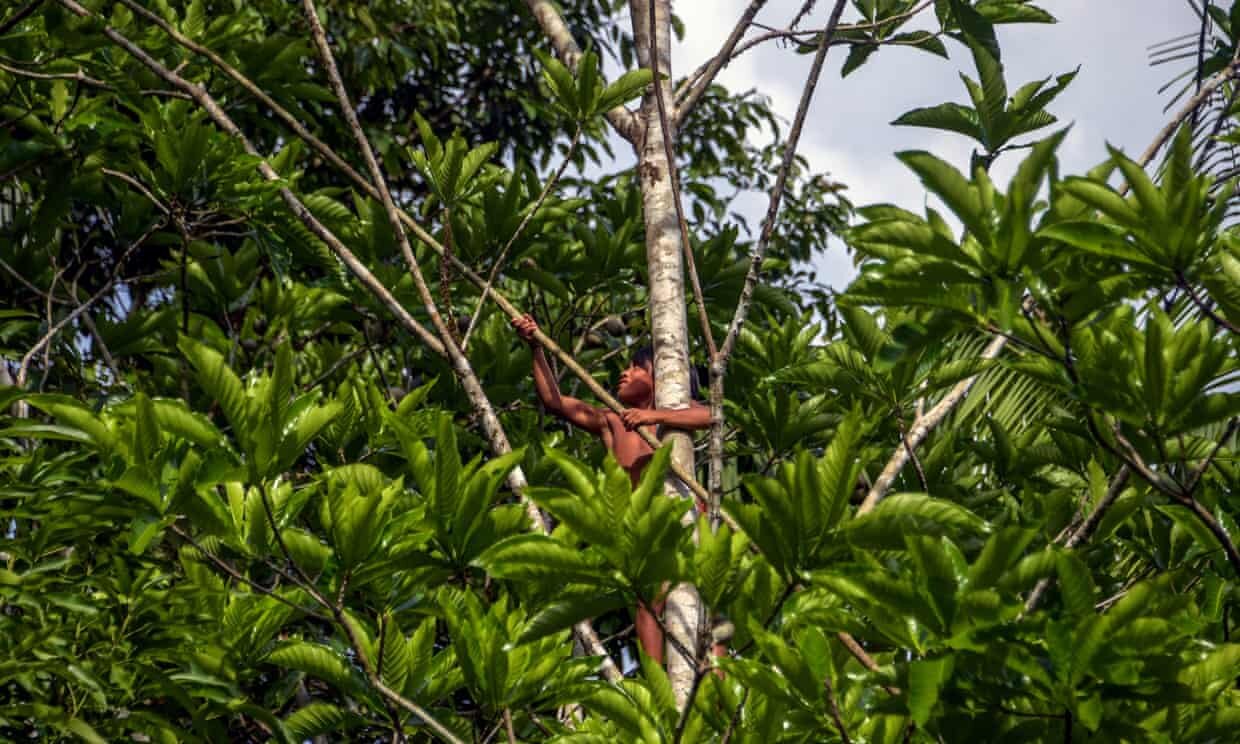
[630, 345, 705, 401]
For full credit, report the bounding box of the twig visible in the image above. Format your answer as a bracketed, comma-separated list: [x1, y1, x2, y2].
[1177, 272, 1238, 334]
[101, 167, 170, 214]
[0, 0, 45, 37]
[897, 417, 929, 492]
[1135, 61, 1240, 170]
[836, 632, 899, 695]
[1024, 466, 1130, 614]
[462, 126, 582, 350]
[16, 226, 155, 388]
[719, 688, 748, 744]
[858, 332, 1008, 514]
[502, 709, 517, 744]
[717, 0, 847, 365]
[824, 675, 852, 744]
[674, 0, 769, 127]
[1110, 423, 1240, 576]
[0, 61, 110, 88]
[169, 524, 329, 621]
[1182, 417, 1237, 496]
[672, 661, 706, 744]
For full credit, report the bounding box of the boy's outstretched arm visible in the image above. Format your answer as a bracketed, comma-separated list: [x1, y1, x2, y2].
[513, 314, 606, 434]
[620, 402, 711, 431]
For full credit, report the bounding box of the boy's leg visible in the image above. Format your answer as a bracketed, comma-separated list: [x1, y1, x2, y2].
[635, 593, 668, 665]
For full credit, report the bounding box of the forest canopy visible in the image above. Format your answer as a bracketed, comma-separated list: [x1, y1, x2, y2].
[1, 0, 1238, 742]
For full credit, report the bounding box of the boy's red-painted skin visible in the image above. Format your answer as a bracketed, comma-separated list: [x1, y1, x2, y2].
[512, 314, 715, 666]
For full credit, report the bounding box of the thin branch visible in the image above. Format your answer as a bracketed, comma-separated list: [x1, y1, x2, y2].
[672, 661, 707, 744]
[1177, 272, 1238, 334]
[1110, 423, 1240, 576]
[462, 126, 582, 350]
[836, 631, 899, 695]
[1132, 55, 1240, 172]
[0, 61, 110, 88]
[0, 0, 45, 37]
[1182, 417, 1237, 496]
[16, 225, 156, 388]
[719, 689, 748, 744]
[1024, 465, 1131, 614]
[824, 675, 852, 744]
[674, 0, 768, 127]
[520, 0, 640, 141]
[169, 524, 329, 622]
[858, 332, 1008, 514]
[101, 167, 170, 215]
[718, 0, 848, 365]
[502, 709, 516, 744]
[676, 0, 934, 103]
[897, 417, 929, 492]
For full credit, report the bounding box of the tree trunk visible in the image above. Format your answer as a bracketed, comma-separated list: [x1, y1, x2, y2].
[630, 0, 701, 709]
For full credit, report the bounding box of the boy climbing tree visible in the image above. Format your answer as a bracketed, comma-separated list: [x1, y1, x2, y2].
[511, 314, 721, 666]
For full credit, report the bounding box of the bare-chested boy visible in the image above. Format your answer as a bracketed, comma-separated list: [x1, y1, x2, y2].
[512, 314, 710, 665]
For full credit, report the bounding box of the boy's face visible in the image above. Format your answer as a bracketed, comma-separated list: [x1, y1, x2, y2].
[617, 359, 654, 406]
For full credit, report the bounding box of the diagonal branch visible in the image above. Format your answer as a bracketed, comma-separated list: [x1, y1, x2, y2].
[674, 0, 768, 128]
[1023, 465, 1130, 614]
[462, 126, 582, 350]
[0, 0, 43, 36]
[857, 333, 1008, 514]
[717, 0, 848, 366]
[707, 0, 846, 511]
[521, 0, 640, 141]
[1134, 54, 1240, 171]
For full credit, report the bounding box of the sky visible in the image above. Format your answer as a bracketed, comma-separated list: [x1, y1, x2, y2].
[664, 0, 1201, 288]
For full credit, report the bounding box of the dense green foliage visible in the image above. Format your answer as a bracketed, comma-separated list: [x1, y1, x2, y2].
[1, 0, 1238, 742]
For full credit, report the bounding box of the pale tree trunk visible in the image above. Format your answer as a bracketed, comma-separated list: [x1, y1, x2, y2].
[630, 0, 701, 709]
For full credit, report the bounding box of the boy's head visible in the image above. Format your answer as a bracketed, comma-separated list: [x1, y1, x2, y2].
[618, 346, 655, 406]
[617, 346, 703, 405]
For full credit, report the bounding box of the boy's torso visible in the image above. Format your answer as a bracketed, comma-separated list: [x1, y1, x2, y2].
[601, 411, 656, 486]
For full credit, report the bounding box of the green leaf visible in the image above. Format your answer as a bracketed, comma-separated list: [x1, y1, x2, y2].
[896, 151, 989, 244]
[179, 337, 250, 441]
[847, 493, 988, 549]
[518, 591, 629, 644]
[284, 703, 358, 739]
[596, 69, 653, 113]
[892, 103, 983, 142]
[379, 614, 410, 693]
[476, 534, 610, 586]
[1055, 552, 1095, 616]
[266, 642, 358, 693]
[908, 655, 954, 726]
[967, 526, 1037, 590]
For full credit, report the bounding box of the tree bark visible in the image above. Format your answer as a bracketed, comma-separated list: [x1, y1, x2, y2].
[631, 0, 701, 709]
